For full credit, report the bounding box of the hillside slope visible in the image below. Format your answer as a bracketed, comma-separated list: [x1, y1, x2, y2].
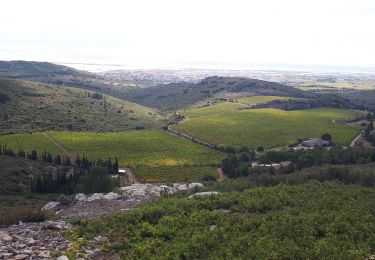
[126, 76, 306, 111]
[0, 60, 132, 99]
[0, 78, 163, 134]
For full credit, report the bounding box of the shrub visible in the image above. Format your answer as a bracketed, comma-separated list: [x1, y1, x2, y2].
[0, 206, 47, 227]
[202, 174, 217, 182]
[75, 167, 114, 194]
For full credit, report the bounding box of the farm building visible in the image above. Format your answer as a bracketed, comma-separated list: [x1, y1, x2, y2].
[294, 138, 330, 150]
[118, 169, 126, 174]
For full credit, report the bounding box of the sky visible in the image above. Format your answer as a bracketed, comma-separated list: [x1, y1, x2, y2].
[1, 0, 375, 70]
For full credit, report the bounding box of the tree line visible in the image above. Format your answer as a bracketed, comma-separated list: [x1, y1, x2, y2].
[0, 145, 119, 194]
[222, 146, 375, 178]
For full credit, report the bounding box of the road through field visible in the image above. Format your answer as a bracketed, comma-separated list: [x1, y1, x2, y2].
[42, 132, 76, 161]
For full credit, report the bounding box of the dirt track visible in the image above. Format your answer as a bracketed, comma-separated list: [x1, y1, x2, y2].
[42, 132, 76, 161]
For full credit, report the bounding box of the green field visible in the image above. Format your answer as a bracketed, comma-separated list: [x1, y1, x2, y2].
[49, 130, 224, 182]
[181, 102, 244, 118]
[0, 132, 62, 156]
[237, 95, 307, 105]
[0, 130, 224, 182]
[172, 105, 363, 148]
[49, 130, 223, 166]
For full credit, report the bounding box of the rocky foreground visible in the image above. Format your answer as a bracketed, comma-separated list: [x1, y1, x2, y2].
[0, 221, 70, 260]
[0, 183, 207, 259]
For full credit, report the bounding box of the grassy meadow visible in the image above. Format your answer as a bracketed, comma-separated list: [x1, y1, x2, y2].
[173, 104, 363, 148]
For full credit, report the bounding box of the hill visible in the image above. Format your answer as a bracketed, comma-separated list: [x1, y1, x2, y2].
[0, 60, 85, 78]
[0, 156, 54, 195]
[340, 89, 375, 112]
[0, 78, 163, 134]
[125, 76, 306, 111]
[0, 60, 132, 99]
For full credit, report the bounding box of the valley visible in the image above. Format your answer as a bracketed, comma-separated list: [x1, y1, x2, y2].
[1, 61, 375, 259]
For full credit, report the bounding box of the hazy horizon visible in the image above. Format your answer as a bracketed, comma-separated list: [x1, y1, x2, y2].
[1, 0, 375, 72]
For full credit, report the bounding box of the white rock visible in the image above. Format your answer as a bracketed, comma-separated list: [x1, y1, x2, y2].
[42, 221, 64, 230]
[189, 191, 220, 198]
[38, 251, 51, 258]
[75, 193, 87, 201]
[14, 254, 28, 260]
[209, 225, 217, 231]
[42, 201, 61, 211]
[87, 193, 104, 201]
[188, 182, 204, 189]
[103, 192, 120, 200]
[0, 231, 12, 242]
[57, 256, 69, 260]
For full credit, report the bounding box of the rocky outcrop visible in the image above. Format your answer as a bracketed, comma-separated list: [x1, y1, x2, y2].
[58, 183, 204, 220]
[41, 201, 61, 211]
[0, 221, 70, 259]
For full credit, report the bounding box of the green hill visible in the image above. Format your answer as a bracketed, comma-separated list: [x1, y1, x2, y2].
[126, 76, 306, 111]
[0, 60, 85, 78]
[0, 60, 132, 99]
[0, 78, 163, 134]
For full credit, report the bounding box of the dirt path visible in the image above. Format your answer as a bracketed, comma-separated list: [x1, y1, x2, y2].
[125, 167, 140, 184]
[350, 132, 363, 146]
[42, 132, 76, 161]
[216, 168, 225, 182]
[166, 127, 218, 150]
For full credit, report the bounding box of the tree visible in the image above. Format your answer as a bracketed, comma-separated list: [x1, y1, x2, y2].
[76, 167, 114, 193]
[321, 133, 332, 142]
[369, 121, 374, 131]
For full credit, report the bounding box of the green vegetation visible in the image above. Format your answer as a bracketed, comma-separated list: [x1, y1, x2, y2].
[134, 165, 218, 183]
[181, 102, 244, 118]
[49, 130, 223, 166]
[73, 181, 375, 259]
[0, 60, 132, 99]
[0, 78, 162, 134]
[237, 95, 307, 104]
[0, 130, 224, 183]
[172, 106, 363, 147]
[75, 167, 115, 193]
[0, 132, 62, 156]
[0, 156, 68, 226]
[0, 155, 56, 194]
[49, 130, 224, 182]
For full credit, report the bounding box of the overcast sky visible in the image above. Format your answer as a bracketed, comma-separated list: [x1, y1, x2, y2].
[1, 0, 374, 70]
